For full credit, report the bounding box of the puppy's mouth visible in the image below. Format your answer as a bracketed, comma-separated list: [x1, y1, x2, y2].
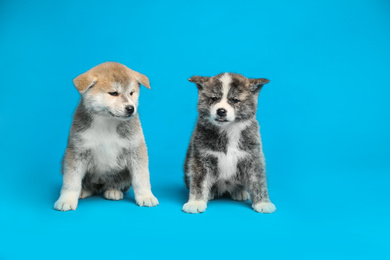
[109, 111, 134, 119]
[215, 117, 229, 123]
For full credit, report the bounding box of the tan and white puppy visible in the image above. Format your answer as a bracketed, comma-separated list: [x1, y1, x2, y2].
[54, 62, 158, 211]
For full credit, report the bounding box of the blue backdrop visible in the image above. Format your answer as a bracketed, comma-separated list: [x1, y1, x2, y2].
[1, 0, 389, 259]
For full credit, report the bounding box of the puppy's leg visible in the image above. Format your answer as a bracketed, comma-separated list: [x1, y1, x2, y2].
[54, 149, 88, 211]
[129, 143, 158, 207]
[208, 188, 217, 201]
[182, 172, 211, 213]
[184, 143, 193, 190]
[182, 153, 214, 214]
[245, 157, 276, 214]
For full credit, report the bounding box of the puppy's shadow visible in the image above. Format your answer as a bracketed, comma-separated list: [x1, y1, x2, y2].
[79, 182, 189, 207]
[152, 175, 252, 209]
[208, 193, 252, 209]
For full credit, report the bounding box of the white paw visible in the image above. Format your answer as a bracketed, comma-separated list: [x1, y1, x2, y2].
[54, 192, 79, 211]
[135, 194, 159, 207]
[252, 201, 276, 213]
[231, 190, 250, 201]
[79, 189, 93, 199]
[103, 189, 124, 201]
[182, 200, 207, 214]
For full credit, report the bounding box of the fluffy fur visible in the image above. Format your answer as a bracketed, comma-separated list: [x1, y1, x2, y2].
[54, 62, 158, 211]
[183, 73, 276, 213]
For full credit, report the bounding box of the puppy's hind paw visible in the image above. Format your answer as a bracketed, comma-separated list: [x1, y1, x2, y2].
[182, 200, 207, 214]
[79, 189, 93, 199]
[231, 190, 250, 201]
[103, 189, 124, 201]
[135, 194, 159, 207]
[252, 201, 276, 213]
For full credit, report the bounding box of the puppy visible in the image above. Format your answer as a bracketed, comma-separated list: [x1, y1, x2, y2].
[183, 73, 276, 214]
[54, 62, 158, 211]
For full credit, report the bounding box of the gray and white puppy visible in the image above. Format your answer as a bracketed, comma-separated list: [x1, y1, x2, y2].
[54, 62, 158, 211]
[183, 73, 276, 214]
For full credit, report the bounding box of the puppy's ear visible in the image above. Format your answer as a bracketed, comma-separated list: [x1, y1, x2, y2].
[73, 71, 97, 94]
[248, 78, 270, 92]
[133, 71, 151, 89]
[188, 76, 209, 90]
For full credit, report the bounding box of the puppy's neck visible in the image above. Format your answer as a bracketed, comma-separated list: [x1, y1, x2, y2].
[92, 114, 121, 126]
[198, 116, 252, 133]
[217, 119, 252, 135]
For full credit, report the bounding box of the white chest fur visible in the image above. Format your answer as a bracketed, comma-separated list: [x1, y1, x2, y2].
[205, 121, 251, 180]
[80, 116, 139, 174]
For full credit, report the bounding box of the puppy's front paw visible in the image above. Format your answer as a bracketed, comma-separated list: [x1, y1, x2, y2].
[252, 201, 276, 213]
[54, 194, 78, 211]
[135, 194, 159, 207]
[182, 200, 207, 214]
[103, 189, 123, 201]
[231, 190, 250, 201]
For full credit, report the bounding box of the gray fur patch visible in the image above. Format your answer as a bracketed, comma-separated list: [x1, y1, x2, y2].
[194, 120, 228, 153]
[71, 100, 94, 132]
[117, 122, 131, 138]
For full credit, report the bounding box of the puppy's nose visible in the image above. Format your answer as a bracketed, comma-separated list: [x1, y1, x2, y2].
[217, 108, 227, 117]
[125, 105, 134, 115]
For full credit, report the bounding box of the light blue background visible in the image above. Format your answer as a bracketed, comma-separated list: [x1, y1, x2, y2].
[1, 0, 389, 259]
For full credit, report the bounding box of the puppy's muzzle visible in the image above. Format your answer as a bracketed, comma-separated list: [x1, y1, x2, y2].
[125, 105, 135, 117]
[215, 108, 229, 122]
[217, 108, 227, 117]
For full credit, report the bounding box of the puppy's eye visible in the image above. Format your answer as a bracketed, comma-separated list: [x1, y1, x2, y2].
[211, 97, 218, 102]
[108, 92, 119, 96]
[130, 91, 134, 96]
[232, 98, 240, 103]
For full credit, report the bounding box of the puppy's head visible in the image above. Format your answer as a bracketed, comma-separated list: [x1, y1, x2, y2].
[73, 62, 150, 120]
[189, 73, 269, 125]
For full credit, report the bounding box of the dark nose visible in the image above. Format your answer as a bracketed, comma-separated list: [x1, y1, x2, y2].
[125, 105, 134, 115]
[217, 108, 227, 117]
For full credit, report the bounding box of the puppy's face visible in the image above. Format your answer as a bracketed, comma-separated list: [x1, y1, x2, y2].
[73, 62, 150, 120]
[189, 73, 269, 125]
